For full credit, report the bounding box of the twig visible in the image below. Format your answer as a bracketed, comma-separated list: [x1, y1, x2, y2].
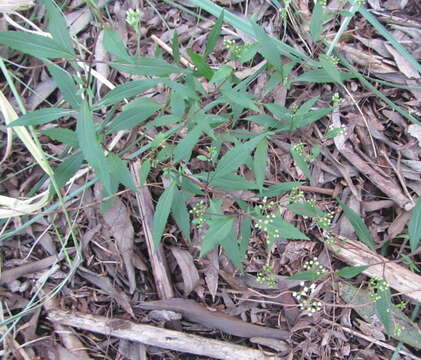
[151, 34, 194, 69]
[47, 310, 278, 360]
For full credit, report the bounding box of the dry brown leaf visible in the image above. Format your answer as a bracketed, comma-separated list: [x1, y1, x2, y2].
[408, 124, 421, 146]
[204, 248, 219, 300]
[0, 0, 34, 11]
[384, 43, 420, 79]
[102, 198, 136, 294]
[170, 247, 200, 296]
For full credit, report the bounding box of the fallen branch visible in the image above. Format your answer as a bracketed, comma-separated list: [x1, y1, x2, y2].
[47, 310, 278, 360]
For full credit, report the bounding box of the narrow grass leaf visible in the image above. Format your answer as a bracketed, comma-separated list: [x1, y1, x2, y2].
[107, 103, 161, 133]
[48, 64, 82, 109]
[152, 181, 177, 249]
[293, 69, 355, 83]
[339, 200, 376, 250]
[409, 198, 421, 252]
[111, 56, 186, 76]
[205, 10, 224, 57]
[310, 1, 324, 42]
[76, 101, 111, 194]
[42, 0, 74, 55]
[171, 31, 180, 64]
[39, 128, 78, 148]
[337, 265, 370, 279]
[139, 159, 151, 186]
[0, 31, 73, 59]
[200, 216, 234, 257]
[253, 138, 268, 192]
[288, 270, 324, 281]
[214, 134, 265, 178]
[8, 108, 75, 127]
[171, 189, 191, 241]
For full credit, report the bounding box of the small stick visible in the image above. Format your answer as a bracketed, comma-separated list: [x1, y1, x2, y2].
[151, 34, 194, 69]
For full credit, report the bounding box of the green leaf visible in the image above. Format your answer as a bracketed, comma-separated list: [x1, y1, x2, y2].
[103, 27, 131, 61]
[251, 21, 281, 70]
[39, 128, 78, 148]
[246, 114, 284, 130]
[8, 108, 75, 127]
[264, 103, 292, 123]
[266, 215, 309, 246]
[107, 103, 161, 133]
[52, 151, 84, 190]
[187, 50, 214, 80]
[221, 85, 259, 112]
[99, 79, 161, 107]
[76, 101, 112, 194]
[260, 182, 304, 197]
[0, 31, 74, 59]
[253, 138, 268, 191]
[338, 200, 376, 250]
[295, 107, 332, 129]
[293, 69, 355, 83]
[291, 146, 311, 179]
[221, 229, 242, 270]
[48, 64, 82, 109]
[214, 134, 266, 178]
[200, 216, 235, 257]
[288, 202, 324, 217]
[42, 0, 74, 56]
[138, 159, 151, 186]
[107, 153, 137, 192]
[287, 270, 324, 281]
[111, 56, 186, 76]
[171, 31, 180, 65]
[205, 10, 224, 57]
[209, 173, 259, 191]
[152, 181, 177, 249]
[310, 1, 324, 42]
[409, 198, 421, 252]
[210, 65, 233, 84]
[319, 54, 342, 84]
[174, 125, 203, 162]
[375, 286, 393, 334]
[171, 188, 191, 242]
[239, 216, 252, 261]
[337, 265, 369, 279]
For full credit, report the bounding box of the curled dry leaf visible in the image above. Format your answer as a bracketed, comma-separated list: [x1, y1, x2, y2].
[384, 43, 420, 79]
[102, 198, 136, 294]
[170, 247, 200, 296]
[408, 124, 421, 147]
[0, 0, 34, 12]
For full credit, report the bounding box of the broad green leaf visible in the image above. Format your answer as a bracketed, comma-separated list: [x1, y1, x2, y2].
[296, 97, 319, 116]
[291, 146, 311, 179]
[0, 31, 74, 59]
[293, 69, 355, 83]
[214, 134, 266, 178]
[310, 1, 324, 42]
[107, 103, 161, 133]
[76, 101, 112, 194]
[246, 114, 284, 129]
[103, 27, 131, 61]
[253, 138, 268, 191]
[187, 50, 214, 80]
[269, 215, 309, 240]
[171, 188, 191, 242]
[239, 216, 252, 260]
[260, 182, 303, 197]
[107, 153, 137, 192]
[337, 265, 370, 279]
[205, 10, 224, 57]
[221, 85, 259, 112]
[209, 173, 259, 191]
[251, 21, 281, 70]
[288, 270, 325, 281]
[200, 216, 235, 257]
[48, 64, 82, 109]
[52, 151, 84, 190]
[155, 145, 175, 163]
[294, 107, 332, 129]
[319, 54, 342, 84]
[264, 103, 292, 123]
[139, 159, 151, 186]
[39, 128, 78, 148]
[221, 229, 242, 270]
[174, 125, 202, 162]
[152, 181, 177, 249]
[339, 200, 376, 250]
[8, 108, 75, 127]
[111, 56, 186, 76]
[171, 31, 180, 65]
[42, 0, 74, 55]
[409, 198, 421, 252]
[210, 65, 233, 84]
[170, 91, 185, 117]
[375, 286, 393, 334]
[288, 202, 324, 217]
[99, 79, 161, 107]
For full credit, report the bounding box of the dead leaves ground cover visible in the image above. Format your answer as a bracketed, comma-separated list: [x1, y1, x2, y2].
[0, 0, 421, 359]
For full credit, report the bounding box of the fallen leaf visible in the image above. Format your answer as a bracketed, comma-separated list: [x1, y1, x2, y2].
[170, 247, 200, 296]
[385, 43, 420, 79]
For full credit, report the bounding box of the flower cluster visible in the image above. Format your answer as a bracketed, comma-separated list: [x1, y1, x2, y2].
[289, 187, 305, 204]
[331, 92, 344, 107]
[223, 40, 251, 59]
[126, 8, 141, 28]
[189, 201, 207, 228]
[257, 197, 275, 211]
[303, 257, 327, 276]
[369, 276, 389, 302]
[394, 324, 405, 337]
[257, 264, 278, 288]
[316, 0, 327, 5]
[293, 282, 323, 315]
[255, 213, 280, 245]
[325, 123, 347, 139]
[316, 211, 334, 230]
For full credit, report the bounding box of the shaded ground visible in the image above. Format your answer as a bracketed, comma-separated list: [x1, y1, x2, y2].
[0, 0, 421, 359]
